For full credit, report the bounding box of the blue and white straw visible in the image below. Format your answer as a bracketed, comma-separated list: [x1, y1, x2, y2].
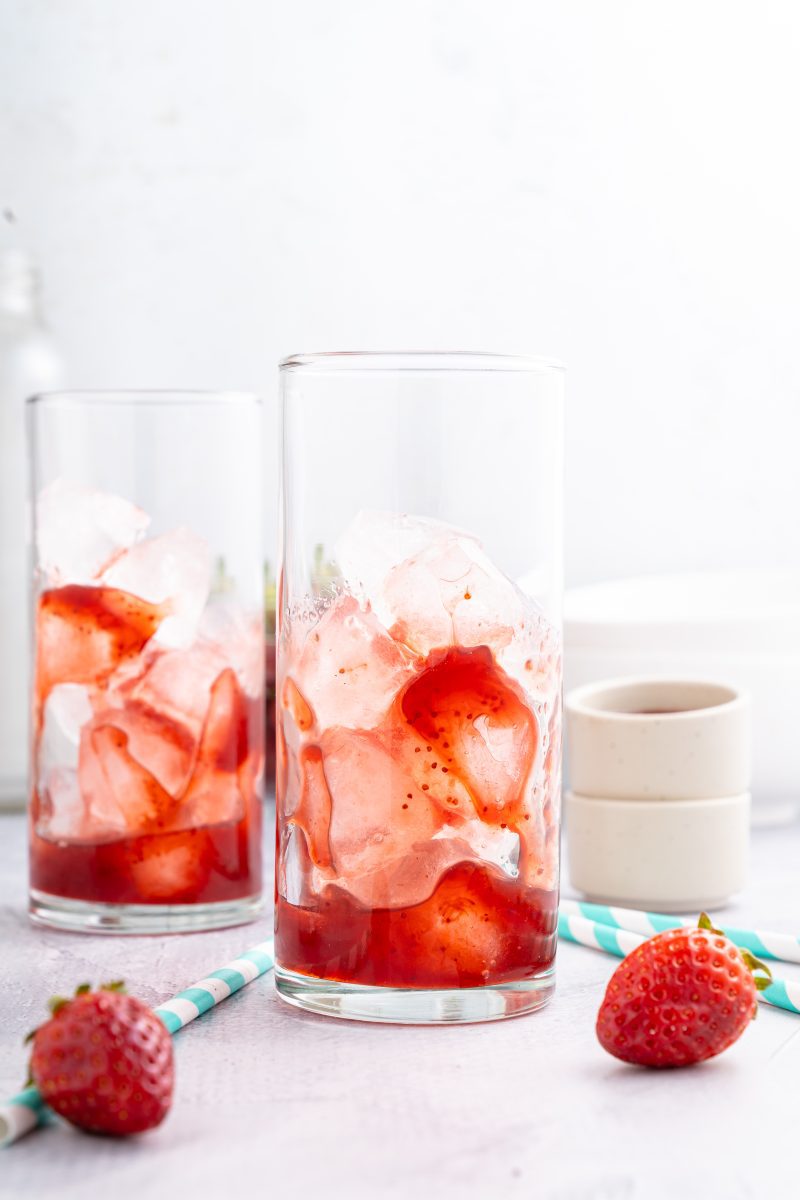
[0, 1087, 51, 1146]
[560, 899, 800, 965]
[558, 910, 800, 1017]
[154, 940, 275, 1034]
[0, 937, 275, 1148]
[558, 909, 644, 958]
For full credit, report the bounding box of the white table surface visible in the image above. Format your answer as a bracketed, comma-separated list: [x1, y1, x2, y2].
[1, 807, 798, 1199]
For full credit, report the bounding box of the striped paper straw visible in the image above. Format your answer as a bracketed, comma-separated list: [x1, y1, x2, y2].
[0, 937, 274, 1149]
[153, 939, 275, 1034]
[0, 1087, 52, 1147]
[557, 911, 800, 1017]
[560, 899, 800, 965]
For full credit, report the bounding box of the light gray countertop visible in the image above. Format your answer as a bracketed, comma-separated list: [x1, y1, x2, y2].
[1, 808, 798, 1199]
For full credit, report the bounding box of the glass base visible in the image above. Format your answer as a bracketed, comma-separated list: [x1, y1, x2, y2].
[29, 889, 263, 935]
[274, 963, 555, 1024]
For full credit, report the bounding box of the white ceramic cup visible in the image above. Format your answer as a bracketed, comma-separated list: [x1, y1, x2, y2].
[564, 677, 751, 911]
[566, 792, 750, 911]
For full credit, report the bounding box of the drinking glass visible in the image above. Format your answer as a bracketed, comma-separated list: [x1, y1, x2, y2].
[28, 391, 265, 933]
[276, 352, 563, 1022]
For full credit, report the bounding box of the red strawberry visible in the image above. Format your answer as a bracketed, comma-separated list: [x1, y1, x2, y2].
[29, 982, 174, 1134]
[596, 914, 772, 1068]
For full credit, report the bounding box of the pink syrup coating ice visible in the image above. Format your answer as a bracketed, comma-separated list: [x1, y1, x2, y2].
[279, 513, 561, 910]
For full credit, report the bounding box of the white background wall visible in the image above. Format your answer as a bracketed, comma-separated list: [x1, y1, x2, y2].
[2, 0, 799, 585]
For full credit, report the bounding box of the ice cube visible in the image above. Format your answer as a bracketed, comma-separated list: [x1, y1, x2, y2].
[173, 669, 247, 830]
[276, 707, 304, 833]
[36, 764, 143, 848]
[38, 684, 93, 774]
[36, 750, 129, 846]
[35, 767, 87, 843]
[125, 830, 213, 902]
[279, 822, 316, 906]
[379, 718, 476, 824]
[397, 644, 539, 830]
[288, 593, 417, 733]
[35, 585, 168, 701]
[496, 604, 561, 704]
[289, 744, 334, 870]
[129, 641, 232, 742]
[333, 510, 461, 622]
[102, 527, 211, 649]
[334, 510, 532, 660]
[385, 536, 531, 658]
[198, 600, 264, 697]
[393, 863, 552, 986]
[432, 821, 520, 879]
[85, 700, 196, 798]
[78, 723, 177, 837]
[314, 725, 497, 909]
[281, 676, 314, 739]
[36, 479, 150, 585]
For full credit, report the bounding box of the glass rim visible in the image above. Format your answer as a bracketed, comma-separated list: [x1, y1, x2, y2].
[279, 350, 564, 374]
[26, 389, 262, 409]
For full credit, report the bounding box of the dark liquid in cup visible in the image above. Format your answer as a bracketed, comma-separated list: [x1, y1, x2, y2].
[629, 708, 686, 715]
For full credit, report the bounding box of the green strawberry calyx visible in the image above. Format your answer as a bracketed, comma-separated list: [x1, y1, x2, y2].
[698, 913, 773, 993]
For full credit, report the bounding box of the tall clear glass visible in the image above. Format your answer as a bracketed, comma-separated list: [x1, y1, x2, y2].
[276, 352, 563, 1023]
[28, 392, 265, 933]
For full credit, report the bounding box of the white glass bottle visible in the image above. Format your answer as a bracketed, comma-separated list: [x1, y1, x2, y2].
[0, 250, 64, 808]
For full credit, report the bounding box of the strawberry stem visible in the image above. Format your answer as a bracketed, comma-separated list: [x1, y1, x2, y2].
[739, 948, 773, 991]
[698, 912, 722, 935]
[698, 913, 772, 991]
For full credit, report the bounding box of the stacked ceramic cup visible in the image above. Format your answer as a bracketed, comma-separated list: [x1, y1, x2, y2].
[565, 678, 751, 912]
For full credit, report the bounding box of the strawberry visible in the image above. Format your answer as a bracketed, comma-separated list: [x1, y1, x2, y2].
[596, 914, 772, 1068]
[28, 982, 174, 1134]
